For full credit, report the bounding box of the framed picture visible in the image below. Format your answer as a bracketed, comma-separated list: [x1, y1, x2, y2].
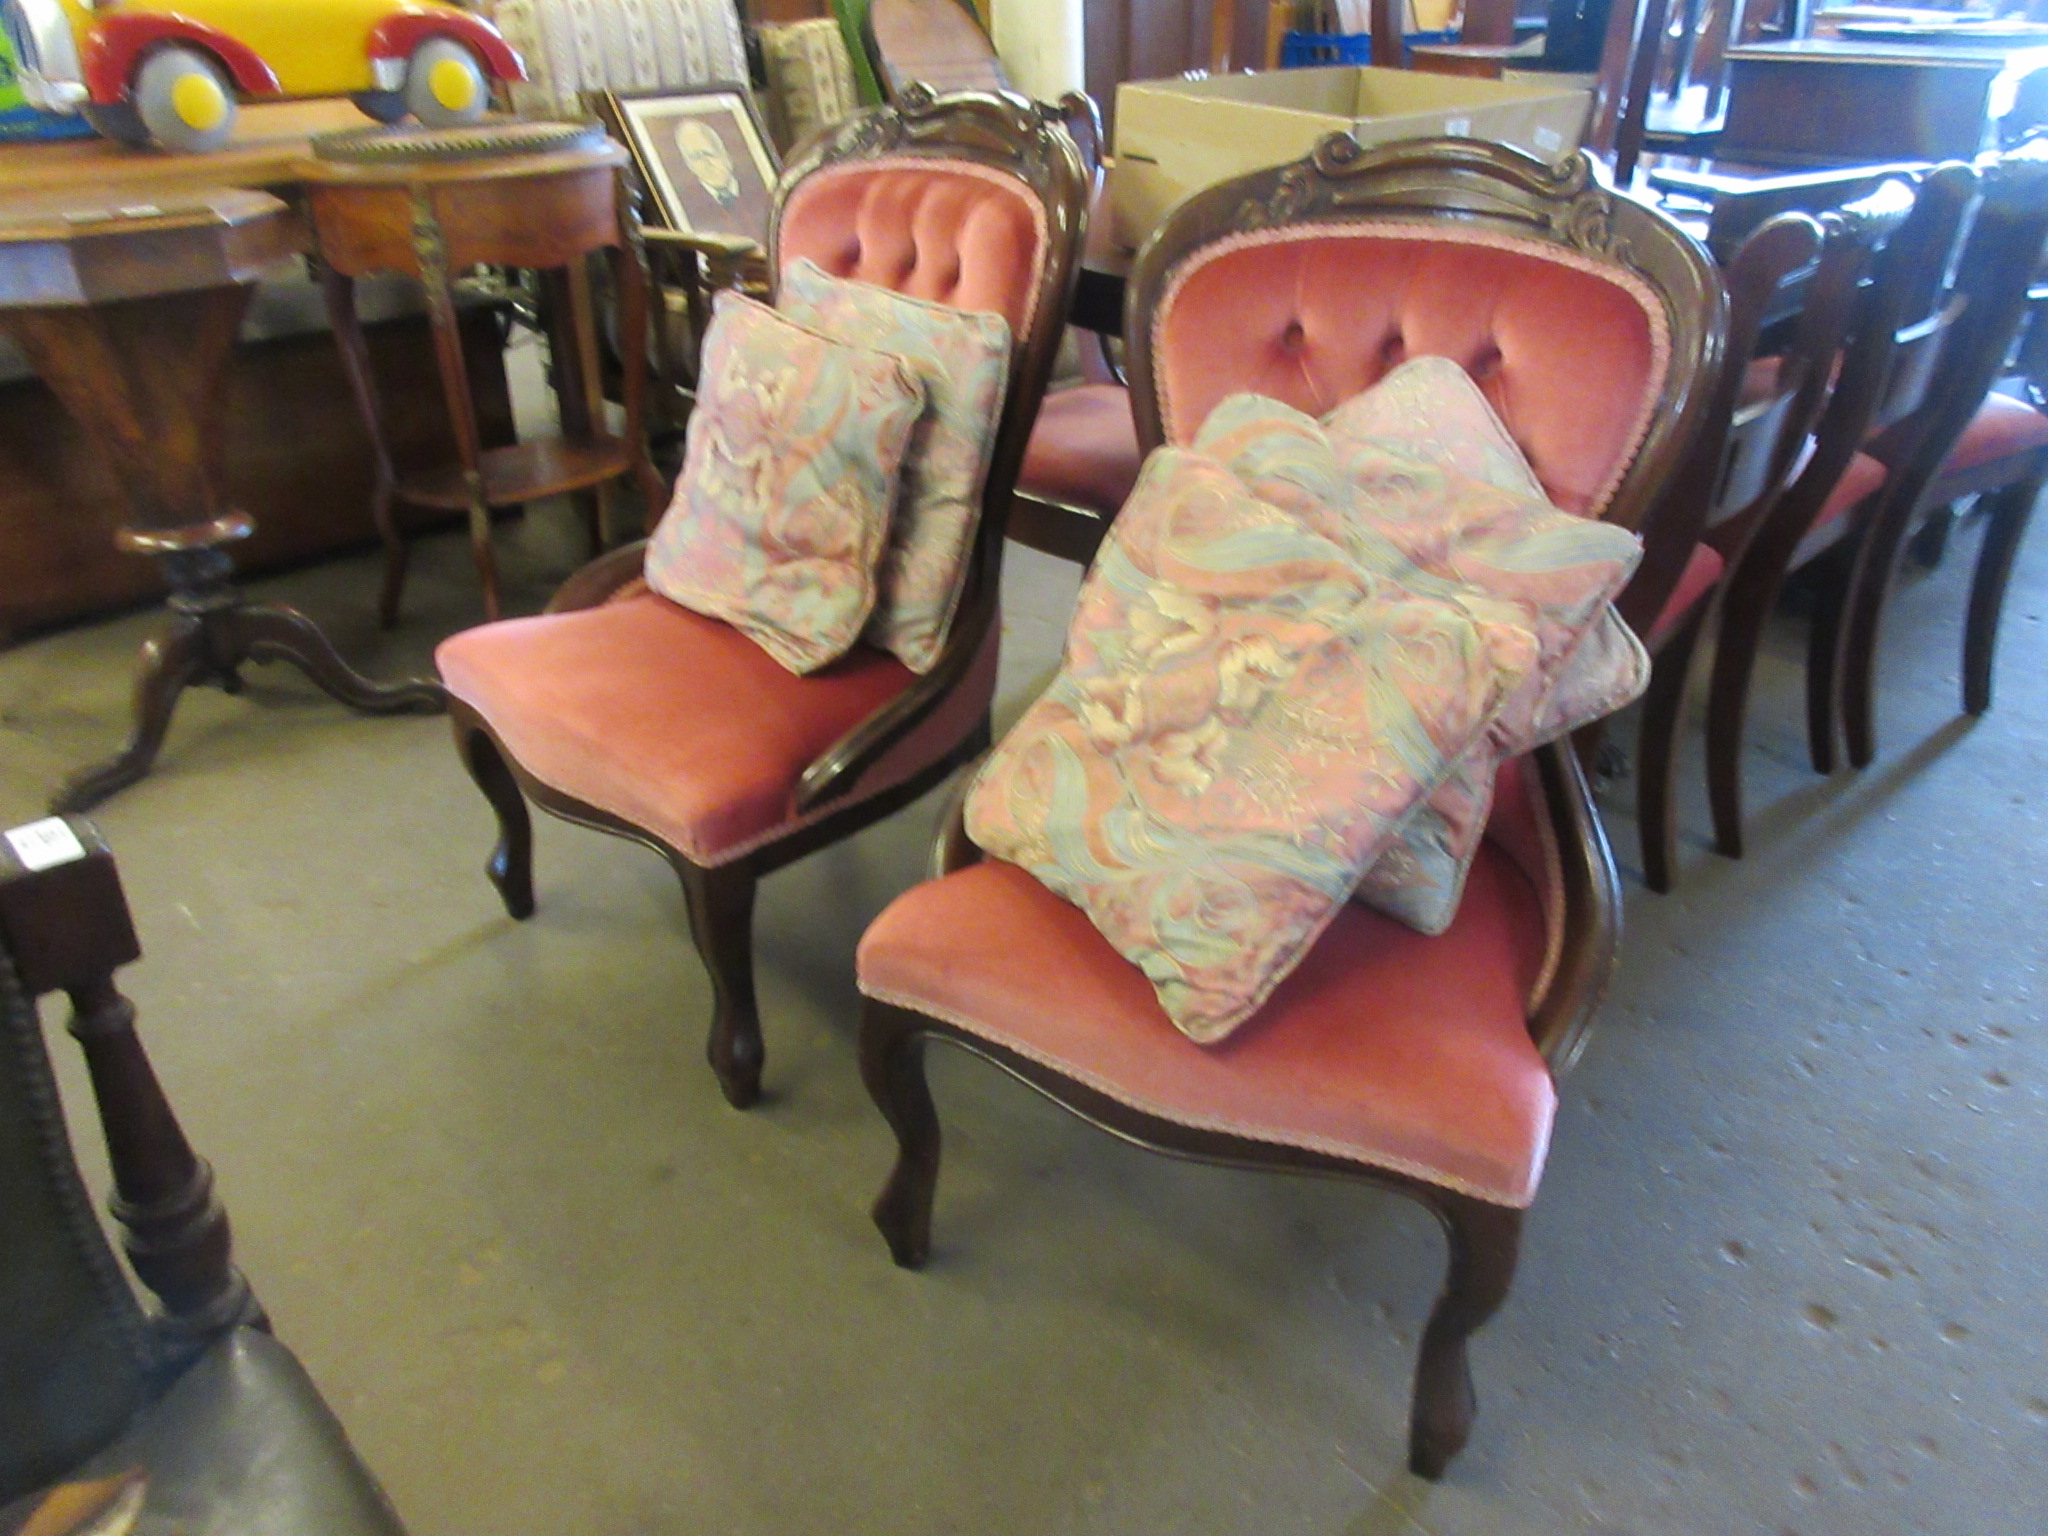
[599, 85, 780, 246]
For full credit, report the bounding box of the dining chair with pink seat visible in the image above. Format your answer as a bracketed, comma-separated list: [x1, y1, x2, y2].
[852, 136, 1725, 1477]
[432, 88, 1090, 1109]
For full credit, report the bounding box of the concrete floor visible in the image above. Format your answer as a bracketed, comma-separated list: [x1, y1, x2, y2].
[2, 490, 2042, 1536]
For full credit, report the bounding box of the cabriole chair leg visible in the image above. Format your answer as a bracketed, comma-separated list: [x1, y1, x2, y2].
[1408, 1194, 1521, 1480]
[457, 722, 535, 920]
[677, 860, 764, 1109]
[859, 1001, 942, 1269]
[1635, 604, 1706, 892]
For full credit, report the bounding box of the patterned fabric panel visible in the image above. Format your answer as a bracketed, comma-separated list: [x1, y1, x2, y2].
[485, 0, 749, 120]
[645, 291, 926, 675]
[759, 20, 860, 152]
[1195, 363, 1647, 935]
[966, 448, 1537, 1043]
[781, 259, 1012, 674]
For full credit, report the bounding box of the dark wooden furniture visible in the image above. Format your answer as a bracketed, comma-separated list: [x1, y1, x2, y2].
[0, 187, 444, 814]
[0, 815, 402, 1533]
[1702, 163, 1976, 854]
[856, 136, 1724, 1478]
[0, 99, 514, 645]
[1628, 193, 1901, 889]
[1838, 147, 2048, 764]
[300, 125, 667, 625]
[438, 88, 1090, 1108]
[1718, 39, 2048, 165]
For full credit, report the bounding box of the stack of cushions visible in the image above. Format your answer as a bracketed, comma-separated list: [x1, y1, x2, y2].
[645, 259, 1012, 675]
[966, 357, 1649, 1044]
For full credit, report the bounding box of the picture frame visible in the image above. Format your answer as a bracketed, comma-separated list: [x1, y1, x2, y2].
[597, 84, 781, 248]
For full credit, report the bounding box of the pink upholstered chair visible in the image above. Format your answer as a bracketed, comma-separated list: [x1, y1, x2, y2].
[1837, 148, 2048, 763]
[854, 138, 1724, 1477]
[434, 88, 1089, 1108]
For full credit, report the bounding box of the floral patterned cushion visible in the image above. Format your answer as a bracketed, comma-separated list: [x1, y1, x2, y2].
[779, 259, 1012, 673]
[1196, 363, 1647, 935]
[965, 447, 1538, 1043]
[645, 290, 926, 675]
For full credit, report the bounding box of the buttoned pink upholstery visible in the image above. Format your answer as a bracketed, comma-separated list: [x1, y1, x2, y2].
[1149, 226, 1668, 516]
[777, 159, 1047, 339]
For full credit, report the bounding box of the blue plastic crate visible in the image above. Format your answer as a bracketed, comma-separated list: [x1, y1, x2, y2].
[1278, 29, 1461, 68]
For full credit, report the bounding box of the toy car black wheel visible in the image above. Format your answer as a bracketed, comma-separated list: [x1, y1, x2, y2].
[403, 37, 488, 128]
[80, 100, 152, 147]
[351, 89, 410, 125]
[133, 45, 237, 153]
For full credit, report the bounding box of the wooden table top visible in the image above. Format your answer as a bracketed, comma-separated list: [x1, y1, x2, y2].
[0, 99, 368, 199]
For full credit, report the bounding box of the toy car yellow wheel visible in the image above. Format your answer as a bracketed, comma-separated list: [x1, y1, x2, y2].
[403, 37, 488, 128]
[133, 46, 236, 154]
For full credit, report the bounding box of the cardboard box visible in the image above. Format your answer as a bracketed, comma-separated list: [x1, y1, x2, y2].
[1109, 66, 1591, 249]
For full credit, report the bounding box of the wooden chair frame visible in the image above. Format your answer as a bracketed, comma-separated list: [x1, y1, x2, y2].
[1838, 150, 2048, 763]
[447, 87, 1090, 1108]
[859, 135, 1725, 1477]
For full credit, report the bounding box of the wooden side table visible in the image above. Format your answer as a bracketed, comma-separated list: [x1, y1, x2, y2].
[299, 124, 667, 624]
[0, 187, 444, 815]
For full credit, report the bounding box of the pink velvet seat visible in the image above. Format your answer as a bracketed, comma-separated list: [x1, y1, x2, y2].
[855, 135, 1724, 1480]
[860, 792, 1556, 1208]
[1015, 381, 1141, 520]
[435, 90, 1090, 1108]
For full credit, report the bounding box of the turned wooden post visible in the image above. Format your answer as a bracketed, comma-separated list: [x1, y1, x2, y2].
[0, 817, 259, 1336]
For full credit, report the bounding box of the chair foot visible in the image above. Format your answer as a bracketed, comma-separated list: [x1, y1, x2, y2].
[454, 720, 535, 919]
[1408, 1195, 1520, 1480]
[860, 1000, 940, 1269]
[678, 862, 763, 1108]
[52, 612, 207, 813]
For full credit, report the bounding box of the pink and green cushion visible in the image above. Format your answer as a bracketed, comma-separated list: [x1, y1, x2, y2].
[776, 158, 1049, 341]
[1192, 367, 1646, 934]
[856, 834, 1555, 1208]
[436, 591, 919, 866]
[1149, 224, 1670, 519]
[645, 292, 926, 675]
[966, 447, 1537, 1042]
[779, 258, 1012, 674]
[1018, 383, 1144, 513]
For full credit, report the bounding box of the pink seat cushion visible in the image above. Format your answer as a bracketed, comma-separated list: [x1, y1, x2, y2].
[438, 591, 914, 864]
[1017, 382, 1142, 513]
[858, 842, 1556, 1207]
[1814, 448, 1887, 530]
[1150, 226, 1668, 518]
[1943, 392, 2048, 474]
[1648, 541, 1724, 647]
